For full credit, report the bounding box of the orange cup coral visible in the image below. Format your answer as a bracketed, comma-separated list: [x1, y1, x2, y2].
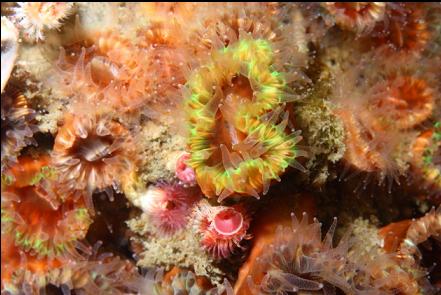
[1, 235, 68, 294]
[52, 113, 138, 212]
[371, 76, 434, 130]
[1, 156, 92, 259]
[372, 3, 430, 55]
[13, 2, 75, 41]
[411, 124, 441, 199]
[324, 2, 386, 33]
[185, 38, 305, 201]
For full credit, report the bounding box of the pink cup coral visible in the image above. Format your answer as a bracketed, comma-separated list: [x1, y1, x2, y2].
[192, 200, 252, 259]
[134, 183, 201, 236]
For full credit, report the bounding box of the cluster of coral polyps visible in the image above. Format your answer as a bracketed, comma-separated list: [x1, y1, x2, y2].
[1, 2, 441, 295]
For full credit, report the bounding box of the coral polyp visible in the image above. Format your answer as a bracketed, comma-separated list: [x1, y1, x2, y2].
[1, 91, 37, 174]
[175, 152, 197, 186]
[246, 212, 426, 294]
[411, 124, 441, 198]
[52, 113, 137, 210]
[13, 2, 75, 41]
[185, 38, 305, 200]
[133, 183, 200, 236]
[371, 76, 434, 130]
[1, 156, 92, 259]
[1, 235, 67, 295]
[398, 207, 441, 266]
[246, 213, 353, 294]
[372, 4, 430, 55]
[324, 2, 386, 33]
[193, 200, 251, 259]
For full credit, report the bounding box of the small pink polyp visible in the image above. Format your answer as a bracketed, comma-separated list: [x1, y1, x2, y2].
[213, 208, 244, 236]
[176, 152, 196, 186]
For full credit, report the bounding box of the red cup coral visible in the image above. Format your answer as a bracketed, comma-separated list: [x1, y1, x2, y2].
[185, 38, 306, 201]
[324, 2, 386, 33]
[192, 200, 251, 259]
[1, 156, 92, 260]
[133, 182, 201, 236]
[52, 113, 138, 212]
[13, 2, 75, 41]
[1, 91, 37, 174]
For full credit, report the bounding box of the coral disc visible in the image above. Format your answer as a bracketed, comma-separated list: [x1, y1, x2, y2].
[213, 208, 244, 236]
[185, 38, 304, 201]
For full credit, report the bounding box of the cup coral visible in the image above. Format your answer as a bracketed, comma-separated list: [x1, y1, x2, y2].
[246, 212, 354, 294]
[329, 61, 426, 189]
[185, 38, 306, 200]
[324, 2, 386, 33]
[379, 207, 441, 292]
[370, 75, 434, 130]
[54, 33, 147, 114]
[411, 124, 441, 199]
[1, 156, 92, 260]
[13, 2, 75, 41]
[133, 182, 201, 236]
[371, 3, 430, 55]
[398, 207, 441, 268]
[52, 112, 138, 212]
[1, 235, 68, 295]
[246, 211, 425, 294]
[192, 200, 252, 259]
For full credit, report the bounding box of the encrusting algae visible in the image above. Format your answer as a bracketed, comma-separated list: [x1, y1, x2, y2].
[1, 2, 440, 295]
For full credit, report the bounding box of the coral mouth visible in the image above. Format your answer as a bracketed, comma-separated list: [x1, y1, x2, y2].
[214, 208, 244, 236]
[71, 134, 115, 163]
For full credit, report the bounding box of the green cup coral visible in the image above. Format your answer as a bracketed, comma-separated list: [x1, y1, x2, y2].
[185, 38, 305, 201]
